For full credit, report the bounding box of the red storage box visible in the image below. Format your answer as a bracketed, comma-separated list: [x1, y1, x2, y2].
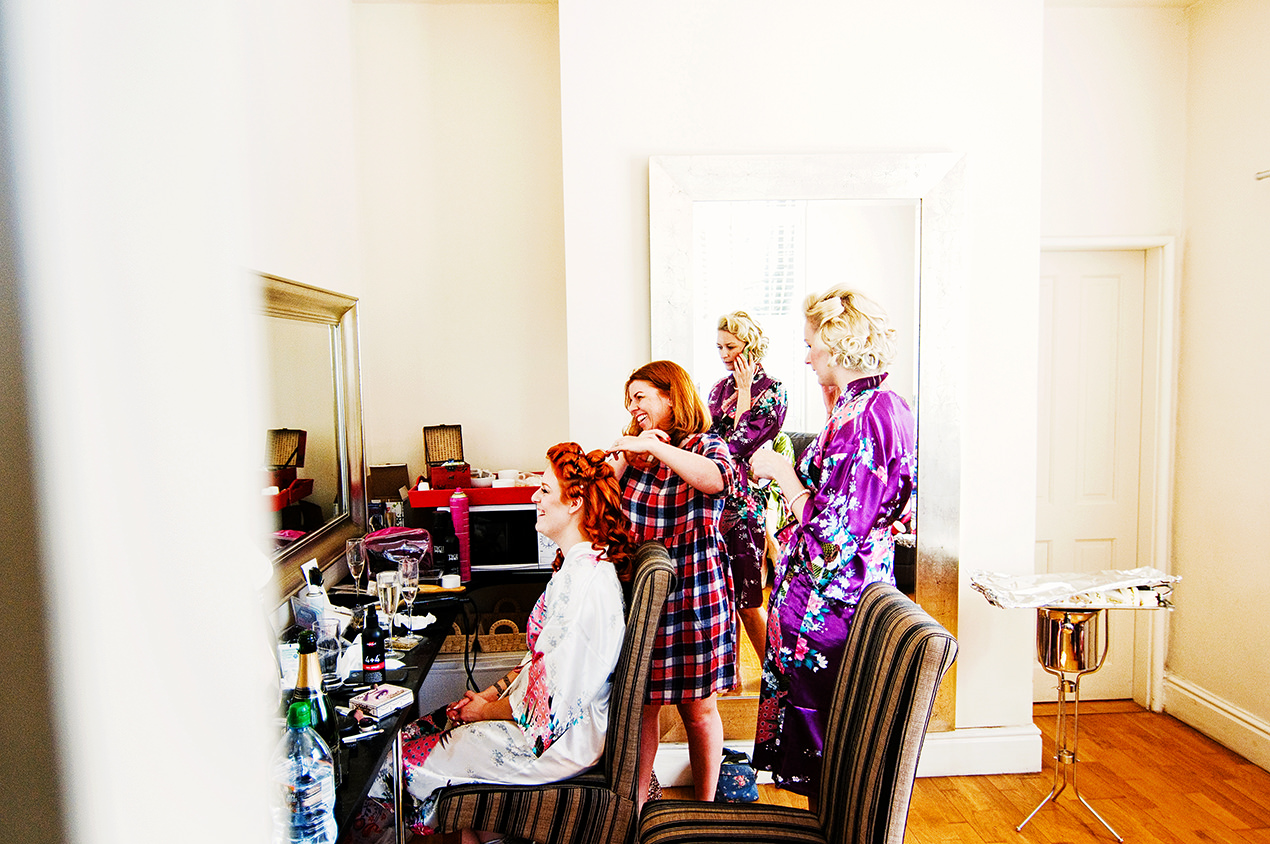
[409, 485, 535, 508]
[429, 463, 471, 489]
[422, 424, 469, 489]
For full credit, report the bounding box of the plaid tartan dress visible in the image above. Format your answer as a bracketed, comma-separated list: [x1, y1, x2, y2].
[621, 432, 739, 702]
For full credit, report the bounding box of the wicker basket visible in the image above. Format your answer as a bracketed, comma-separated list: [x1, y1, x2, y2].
[439, 613, 529, 654]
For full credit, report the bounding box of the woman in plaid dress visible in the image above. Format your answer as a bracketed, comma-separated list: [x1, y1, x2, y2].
[750, 288, 916, 798]
[609, 360, 739, 807]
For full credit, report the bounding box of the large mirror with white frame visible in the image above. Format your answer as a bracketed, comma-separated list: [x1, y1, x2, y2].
[650, 152, 965, 729]
[259, 272, 367, 601]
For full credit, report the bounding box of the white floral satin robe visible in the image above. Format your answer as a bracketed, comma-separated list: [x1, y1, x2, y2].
[387, 541, 626, 832]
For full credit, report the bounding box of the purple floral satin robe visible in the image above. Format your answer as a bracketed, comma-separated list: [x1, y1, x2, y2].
[752, 373, 915, 796]
[708, 366, 788, 608]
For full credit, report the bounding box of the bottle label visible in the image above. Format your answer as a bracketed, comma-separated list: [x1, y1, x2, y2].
[280, 765, 335, 814]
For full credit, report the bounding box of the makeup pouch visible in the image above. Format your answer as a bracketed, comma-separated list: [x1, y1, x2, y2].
[715, 748, 759, 803]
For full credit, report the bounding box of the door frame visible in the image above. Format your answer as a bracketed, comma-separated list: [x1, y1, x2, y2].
[1040, 236, 1178, 711]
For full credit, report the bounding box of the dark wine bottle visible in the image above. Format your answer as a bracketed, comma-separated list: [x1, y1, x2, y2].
[292, 629, 342, 786]
[362, 606, 385, 686]
[432, 510, 460, 574]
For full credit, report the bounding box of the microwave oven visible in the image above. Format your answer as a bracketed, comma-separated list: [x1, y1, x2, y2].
[436, 503, 557, 575]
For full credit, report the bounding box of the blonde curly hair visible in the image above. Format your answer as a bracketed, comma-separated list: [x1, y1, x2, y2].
[716, 311, 770, 361]
[803, 286, 897, 374]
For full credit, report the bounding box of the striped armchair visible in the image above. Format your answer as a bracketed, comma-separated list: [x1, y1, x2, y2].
[431, 541, 675, 844]
[638, 582, 957, 844]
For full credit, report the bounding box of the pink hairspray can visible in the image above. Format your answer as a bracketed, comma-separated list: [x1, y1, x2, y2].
[449, 487, 471, 582]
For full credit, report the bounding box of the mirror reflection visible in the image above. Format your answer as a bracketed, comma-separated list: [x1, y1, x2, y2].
[650, 152, 965, 729]
[264, 315, 344, 542]
[258, 273, 366, 601]
[685, 198, 918, 432]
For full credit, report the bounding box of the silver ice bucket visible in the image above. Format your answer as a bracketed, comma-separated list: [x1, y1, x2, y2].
[1036, 608, 1105, 675]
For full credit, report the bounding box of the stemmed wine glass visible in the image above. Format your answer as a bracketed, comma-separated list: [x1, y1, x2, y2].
[398, 555, 419, 636]
[376, 571, 400, 640]
[346, 538, 367, 598]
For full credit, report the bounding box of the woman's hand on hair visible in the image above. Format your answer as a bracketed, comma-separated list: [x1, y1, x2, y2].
[605, 446, 629, 476]
[612, 430, 670, 456]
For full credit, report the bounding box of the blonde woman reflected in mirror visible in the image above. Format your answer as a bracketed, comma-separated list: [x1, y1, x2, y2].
[710, 312, 788, 659]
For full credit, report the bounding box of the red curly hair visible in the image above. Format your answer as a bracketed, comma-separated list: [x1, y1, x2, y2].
[546, 442, 639, 582]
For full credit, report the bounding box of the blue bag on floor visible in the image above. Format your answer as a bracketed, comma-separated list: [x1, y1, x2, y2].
[715, 748, 759, 803]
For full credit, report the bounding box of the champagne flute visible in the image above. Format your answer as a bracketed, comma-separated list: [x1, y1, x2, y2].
[398, 556, 419, 635]
[346, 538, 366, 598]
[376, 571, 400, 640]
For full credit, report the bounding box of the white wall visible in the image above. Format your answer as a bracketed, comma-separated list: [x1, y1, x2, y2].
[1042, 0, 1270, 770]
[0, 1, 361, 842]
[1166, 0, 1270, 764]
[558, 0, 1044, 742]
[245, 1, 362, 294]
[352, 4, 569, 478]
[1042, 5, 1188, 238]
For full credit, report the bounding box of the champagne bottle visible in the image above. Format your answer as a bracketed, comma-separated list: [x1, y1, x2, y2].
[292, 630, 342, 786]
[362, 605, 385, 686]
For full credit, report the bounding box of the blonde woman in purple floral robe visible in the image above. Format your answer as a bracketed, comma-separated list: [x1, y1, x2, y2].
[750, 287, 916, 798]
[709, 311, 788, 658]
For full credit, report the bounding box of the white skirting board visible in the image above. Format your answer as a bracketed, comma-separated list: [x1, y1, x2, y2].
[1164, 672, 1270, 772]
[653, 725, 1042, 788]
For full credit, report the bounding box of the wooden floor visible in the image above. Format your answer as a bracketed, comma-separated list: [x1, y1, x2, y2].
[663, 700, 1270, 843]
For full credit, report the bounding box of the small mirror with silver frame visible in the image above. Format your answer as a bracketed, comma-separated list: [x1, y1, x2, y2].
[259, 272, 366, 601]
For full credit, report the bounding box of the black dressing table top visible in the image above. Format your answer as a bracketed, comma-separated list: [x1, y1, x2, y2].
[331, 603, 458, 838]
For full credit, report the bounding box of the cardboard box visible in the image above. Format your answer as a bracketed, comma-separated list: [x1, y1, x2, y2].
[349, 683, 414, 718]
[368, 463, 410, 501]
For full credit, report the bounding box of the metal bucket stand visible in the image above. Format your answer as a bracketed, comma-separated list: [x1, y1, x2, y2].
[1017, 607, 1122, 841]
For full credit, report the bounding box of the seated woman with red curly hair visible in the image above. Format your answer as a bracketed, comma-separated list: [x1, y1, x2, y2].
[368, 442, 639, 844]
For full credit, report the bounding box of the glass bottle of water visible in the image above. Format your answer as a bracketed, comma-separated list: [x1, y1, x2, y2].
[273, 701, 337, 844]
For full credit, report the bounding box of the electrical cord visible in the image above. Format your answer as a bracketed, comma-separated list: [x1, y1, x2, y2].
[455, 596, 481, 692]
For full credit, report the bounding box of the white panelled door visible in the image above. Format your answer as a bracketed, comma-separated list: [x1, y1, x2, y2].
[1035, 250, 1146, 701]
